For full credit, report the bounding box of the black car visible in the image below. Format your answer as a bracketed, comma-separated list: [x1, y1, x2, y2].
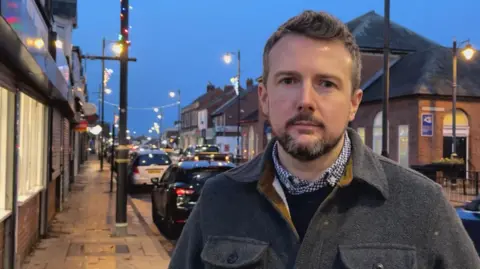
[456, 195, 480, 254]
[151, 160, 235, 238]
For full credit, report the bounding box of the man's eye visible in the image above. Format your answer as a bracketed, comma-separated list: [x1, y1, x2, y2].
[279, 78, 296, 85]
[320, 81, 335, 88]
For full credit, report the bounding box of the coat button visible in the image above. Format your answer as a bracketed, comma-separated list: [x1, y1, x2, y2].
[227, 252, 238, 264]
[373, 263, 384, 269]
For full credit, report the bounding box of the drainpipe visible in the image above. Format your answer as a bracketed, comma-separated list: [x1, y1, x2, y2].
[4, 89, 20, 269]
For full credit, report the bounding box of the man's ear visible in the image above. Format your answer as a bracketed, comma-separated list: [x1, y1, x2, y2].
[349, 89, 363, 121]
[258, 83, 269, 117]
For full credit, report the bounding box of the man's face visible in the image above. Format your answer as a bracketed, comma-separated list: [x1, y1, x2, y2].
[258, 34, 362, 161]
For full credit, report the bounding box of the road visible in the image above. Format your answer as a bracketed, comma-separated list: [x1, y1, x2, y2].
[129, 192, 177, 257]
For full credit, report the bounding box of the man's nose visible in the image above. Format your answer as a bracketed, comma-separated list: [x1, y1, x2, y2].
[297, 82, 315, 113]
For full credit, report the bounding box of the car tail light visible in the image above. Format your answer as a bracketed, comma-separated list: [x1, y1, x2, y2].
[175, 188, 194, 196]
[133, 166, 139, 174]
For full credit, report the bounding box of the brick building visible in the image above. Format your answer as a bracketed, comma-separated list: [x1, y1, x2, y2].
[240, 10, 480, 168]
[351, 46, 480, 172]
[180, 84, 224, 147]
[211, 79, 258, 154]
[0, 0, 88, 267]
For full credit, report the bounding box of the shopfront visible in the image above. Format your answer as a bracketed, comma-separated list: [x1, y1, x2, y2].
[0, 0, 76, 266]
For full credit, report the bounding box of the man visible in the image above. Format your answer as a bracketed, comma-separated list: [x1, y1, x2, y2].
[169, 10, 480, 268]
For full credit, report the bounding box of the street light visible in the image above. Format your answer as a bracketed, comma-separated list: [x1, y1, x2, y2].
[222, 50, 241, 163]
[104, 88, 112, 95]
[112, 43, 123, 55]
[157, 114, 162, 119]
[223, 53, 233, 64]
[98, 37, 122, 171]
[451, 39, 475, 156]
[462, 44, 475, 60]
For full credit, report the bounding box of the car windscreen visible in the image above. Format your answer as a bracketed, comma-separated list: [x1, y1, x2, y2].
[184, 168, 230, 183]
[195, 146, 220, 153]
[137, 154, 171, 166]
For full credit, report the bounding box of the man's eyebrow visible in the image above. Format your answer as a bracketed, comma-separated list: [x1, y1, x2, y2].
[273, 70, 342, 83]
[273, 70, 301, 79]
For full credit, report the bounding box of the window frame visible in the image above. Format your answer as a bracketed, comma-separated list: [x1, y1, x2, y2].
[373, 111, 389, 154]
[0, 87, 15, 212]
[398, 125, 409, 167]
[17, 93, 48, 203]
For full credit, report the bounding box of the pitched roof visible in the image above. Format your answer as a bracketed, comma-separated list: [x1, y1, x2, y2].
[240, 109, 258, 123]
[362, 46, 480, 102]
[211, 86, 256, 116]
[183, 88, 223, 111]
[347, 11, 439, 52]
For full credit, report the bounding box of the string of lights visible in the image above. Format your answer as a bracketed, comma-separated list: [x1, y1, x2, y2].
[104, 100, 180, 110]
[119, 1, 133, 46]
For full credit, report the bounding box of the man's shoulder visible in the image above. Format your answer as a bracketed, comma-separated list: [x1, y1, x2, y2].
[376, 155, 444, 204]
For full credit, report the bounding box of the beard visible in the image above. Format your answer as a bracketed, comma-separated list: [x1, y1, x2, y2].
[275, 113, 345, 161]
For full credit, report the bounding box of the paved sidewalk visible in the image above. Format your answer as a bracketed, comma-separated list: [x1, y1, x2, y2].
[22, 160, 171, 269]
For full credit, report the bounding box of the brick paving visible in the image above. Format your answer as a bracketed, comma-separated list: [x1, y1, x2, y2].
[21, 160, 171, 269]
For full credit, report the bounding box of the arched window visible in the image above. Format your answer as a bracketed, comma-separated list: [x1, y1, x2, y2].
[373, 111, 389, 154]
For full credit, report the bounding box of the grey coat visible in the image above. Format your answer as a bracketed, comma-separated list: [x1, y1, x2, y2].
[169, 128, 480, 268]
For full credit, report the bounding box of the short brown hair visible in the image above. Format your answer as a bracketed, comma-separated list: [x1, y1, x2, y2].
[262, 10, 362, 90]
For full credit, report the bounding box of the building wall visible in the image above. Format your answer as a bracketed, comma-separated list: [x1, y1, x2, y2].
[350, 98, 419, 165]
[17, 194, 40, 265]
[223, 90, 259, 127]
[0, 220, 4, 269]
[351, 97, 480, 170]
[241, 122, 262, 160]
[48, 178, 57, 223]
[416, 99, 480, 171]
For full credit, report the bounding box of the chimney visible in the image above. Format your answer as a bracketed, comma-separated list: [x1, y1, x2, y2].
[206, 82, 215, 92]
[224, 85, 235, 94]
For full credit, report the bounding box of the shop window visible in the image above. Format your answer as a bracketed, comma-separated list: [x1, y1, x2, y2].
[0, 87, 15, 211]
[17, 93, 48, 201]
[398, 125, 409, 167]
[373, 111, 389, 154]
[357, 127, 365, 144]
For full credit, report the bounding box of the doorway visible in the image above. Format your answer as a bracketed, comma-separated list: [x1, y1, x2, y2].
[442, 110, 469, 178]
[443, 136, 467, 177]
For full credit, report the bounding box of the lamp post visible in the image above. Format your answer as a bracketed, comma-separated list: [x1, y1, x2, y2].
[451, 39, 475, 155]
[116, 0, 131, 237]
[110, 115, 117, 193]
[381, 0, 391, 158]
[223, 50, 241, 163]
[169, 90, 181, 148]
[99, 38, 121, 171]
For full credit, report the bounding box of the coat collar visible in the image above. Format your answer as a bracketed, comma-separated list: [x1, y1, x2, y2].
[223, 128, 389, 199]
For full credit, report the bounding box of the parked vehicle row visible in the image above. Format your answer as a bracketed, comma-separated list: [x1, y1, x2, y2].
[151, 160, 235, 238]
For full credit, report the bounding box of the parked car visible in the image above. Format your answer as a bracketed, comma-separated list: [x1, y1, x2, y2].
[127, 150, 172, 191]
[179, 145, 232, 162]
[151, 160, 235, 238]
[456, 195, 480, 254]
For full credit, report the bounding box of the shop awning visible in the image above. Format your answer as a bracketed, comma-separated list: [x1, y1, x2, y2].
[0, 16, 74, 114]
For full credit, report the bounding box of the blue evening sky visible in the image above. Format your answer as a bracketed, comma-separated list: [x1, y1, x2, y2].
[73, 0, 478, 136]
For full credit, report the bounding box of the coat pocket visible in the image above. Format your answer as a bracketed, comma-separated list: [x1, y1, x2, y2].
[201, 236, 269, 269]
[338, 243, 417, 269]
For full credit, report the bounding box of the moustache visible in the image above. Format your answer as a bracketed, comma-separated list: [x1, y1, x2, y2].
[285, 113, 325, 129]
